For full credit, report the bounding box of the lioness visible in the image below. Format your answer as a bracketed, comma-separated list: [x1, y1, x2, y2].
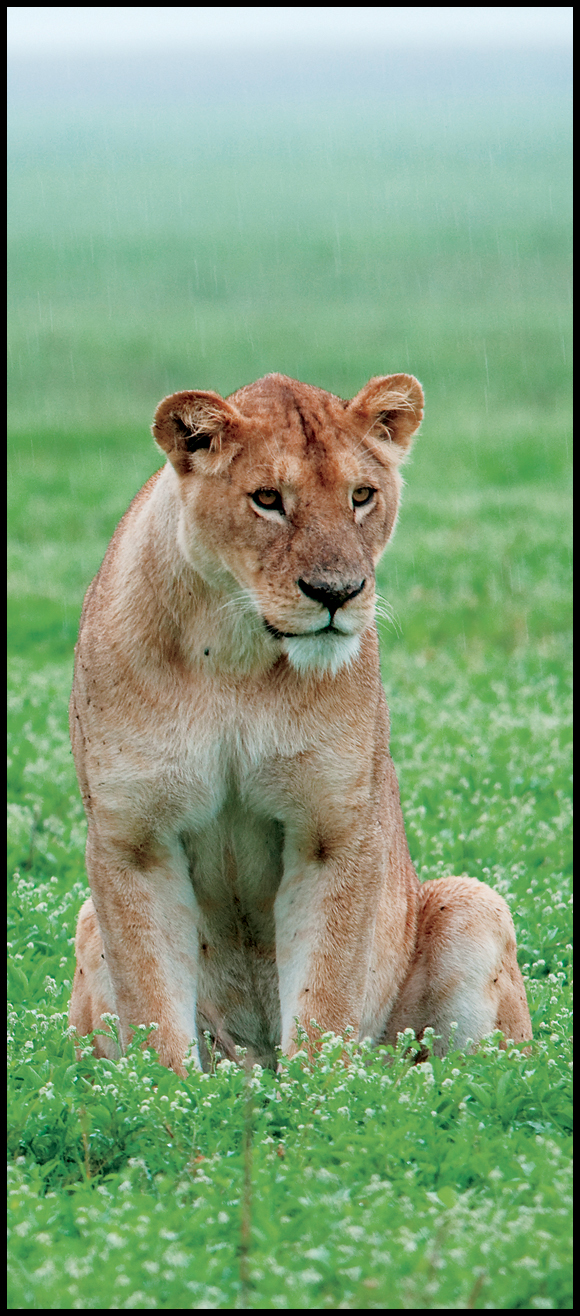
[69, 372, 532, 1074]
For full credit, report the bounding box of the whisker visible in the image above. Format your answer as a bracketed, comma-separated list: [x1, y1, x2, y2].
[214, 594, 257, 617]
[374, 595, 402, 637]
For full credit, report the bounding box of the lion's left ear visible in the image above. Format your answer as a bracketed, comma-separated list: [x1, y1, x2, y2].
[347, 373, 424, 460]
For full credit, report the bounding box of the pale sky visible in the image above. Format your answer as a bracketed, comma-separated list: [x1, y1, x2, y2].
[7, 6, 573, 55]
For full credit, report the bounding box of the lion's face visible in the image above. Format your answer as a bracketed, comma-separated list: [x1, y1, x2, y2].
[153, 373, 423, 675]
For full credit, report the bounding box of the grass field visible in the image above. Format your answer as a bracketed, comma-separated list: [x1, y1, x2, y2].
[8, 49, 572, 1308]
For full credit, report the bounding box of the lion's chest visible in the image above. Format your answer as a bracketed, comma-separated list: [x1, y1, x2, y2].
[171, 710, 302, 1067]
[181, 790, 284, 934]
[179, 790, 285, 1067]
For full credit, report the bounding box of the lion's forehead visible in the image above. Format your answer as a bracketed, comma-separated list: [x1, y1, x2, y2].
[234, 435, 367, 490]
[232, 376, 350, 442]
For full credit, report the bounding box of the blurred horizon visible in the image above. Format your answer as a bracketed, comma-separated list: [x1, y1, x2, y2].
[7, 43, 572, 112]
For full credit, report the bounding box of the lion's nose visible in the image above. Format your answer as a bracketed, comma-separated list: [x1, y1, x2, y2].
[297, 577, 366, 616]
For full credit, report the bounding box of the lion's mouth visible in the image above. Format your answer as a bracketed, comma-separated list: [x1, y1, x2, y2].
[263, 620, 346, 641]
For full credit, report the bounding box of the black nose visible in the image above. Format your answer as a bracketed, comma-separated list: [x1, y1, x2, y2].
[297, 577, 366, 616]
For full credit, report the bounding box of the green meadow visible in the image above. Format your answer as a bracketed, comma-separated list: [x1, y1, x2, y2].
[8, 51, 572, 1308]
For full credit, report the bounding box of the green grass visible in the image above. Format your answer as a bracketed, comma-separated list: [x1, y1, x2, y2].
[8, 50, 572, 1309]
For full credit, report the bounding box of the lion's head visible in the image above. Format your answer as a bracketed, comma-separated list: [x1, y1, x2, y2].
[152, 372, 423, 676]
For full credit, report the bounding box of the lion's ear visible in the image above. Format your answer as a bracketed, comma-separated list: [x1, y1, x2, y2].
[152, 390, 240, 476]
[347, 374, 424, 460]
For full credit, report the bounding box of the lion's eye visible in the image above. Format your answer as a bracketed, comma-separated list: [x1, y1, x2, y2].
[251, 488, 285, 513]
[352, 486, 375, 507]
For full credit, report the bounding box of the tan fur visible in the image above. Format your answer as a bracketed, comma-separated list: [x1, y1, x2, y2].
[68, 372, 531, 1074]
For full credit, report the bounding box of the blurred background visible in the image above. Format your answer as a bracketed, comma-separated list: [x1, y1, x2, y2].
[7, 24, 573, 1299]
[7, 5, 572, 667]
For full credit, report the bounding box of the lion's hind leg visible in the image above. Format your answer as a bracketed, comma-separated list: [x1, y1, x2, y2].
[69, 897, 120, 1060]
[384, 876, 532, 1056]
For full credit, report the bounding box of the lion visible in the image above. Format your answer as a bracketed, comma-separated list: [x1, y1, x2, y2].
[68, 371, 532, 1074]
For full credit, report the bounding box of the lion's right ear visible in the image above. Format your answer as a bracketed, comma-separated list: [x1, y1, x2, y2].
[152, 390, 241, 476]
[347, 373, 424, 462]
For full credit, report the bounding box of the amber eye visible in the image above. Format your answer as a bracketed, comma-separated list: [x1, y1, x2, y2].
[352, 486, 375, 507]
[251, 488, 285, 513]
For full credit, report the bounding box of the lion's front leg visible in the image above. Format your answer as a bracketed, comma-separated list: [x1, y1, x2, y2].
[274, 843, 384, 1056]
[69, 830, 200, 1076]
[383, 876, 532, 1055]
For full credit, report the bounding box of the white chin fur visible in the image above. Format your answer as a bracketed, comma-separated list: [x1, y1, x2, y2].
[282, 631, 361, 677]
